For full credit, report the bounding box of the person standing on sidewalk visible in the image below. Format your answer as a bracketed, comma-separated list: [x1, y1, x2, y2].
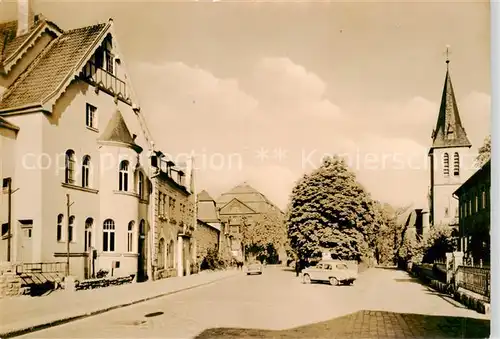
[295, 258, 302, 277]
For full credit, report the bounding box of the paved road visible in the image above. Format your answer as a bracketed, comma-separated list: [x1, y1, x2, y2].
[18, 267, 490, 338]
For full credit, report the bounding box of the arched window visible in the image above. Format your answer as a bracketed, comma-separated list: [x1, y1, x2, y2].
[158, 238, 165, 269]
[68, 216, 75, 242]
[119, 160, 129, 191]
[127, 221, 134, 252]
[453, 152, 460, 176]
[82, 155, 91, 188]
[65, 150, 76, 184]
[103, 219, 115, 252]
[443, 153, 449, 176]
[85, 218, 93, 251]
[57, 214, 63, 242]
[138, 172, 144, 199]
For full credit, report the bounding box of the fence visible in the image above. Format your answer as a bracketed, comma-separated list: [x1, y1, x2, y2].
[456, 265, 490, 300]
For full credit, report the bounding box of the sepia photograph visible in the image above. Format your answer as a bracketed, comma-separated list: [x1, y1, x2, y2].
[0, 0, 493, 338]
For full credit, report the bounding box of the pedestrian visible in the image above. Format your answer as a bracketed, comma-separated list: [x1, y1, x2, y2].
[295, 258, 301, 277]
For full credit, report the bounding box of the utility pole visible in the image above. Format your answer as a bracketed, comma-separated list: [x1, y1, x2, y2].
[7, 178, 12, 262]
[6, 178, 19, 262]
[66, 194, 74, 276]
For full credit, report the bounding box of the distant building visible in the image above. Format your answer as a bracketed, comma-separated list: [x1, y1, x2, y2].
[453, 159, 490, 264]
[216, 183, 286, 263]
[194, 190, 222, 265]
[403, 208, 431, 241]
[428, 59, 476, 228]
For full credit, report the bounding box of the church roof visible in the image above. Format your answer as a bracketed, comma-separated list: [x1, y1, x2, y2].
[216, 182, 282, 214]
[431, 63, 471, 149]
[98, 109, 142, 153]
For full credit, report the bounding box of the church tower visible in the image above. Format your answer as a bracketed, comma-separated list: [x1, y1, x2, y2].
[428, 53, 473, 227]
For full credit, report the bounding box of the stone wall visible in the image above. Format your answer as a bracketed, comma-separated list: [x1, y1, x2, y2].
[0, 262, 21, 298]
[194, 221, 219, 263]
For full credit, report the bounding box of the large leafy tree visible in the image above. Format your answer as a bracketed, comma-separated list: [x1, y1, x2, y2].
[476, 134, 491, 167]
[286, 156, 382, 261]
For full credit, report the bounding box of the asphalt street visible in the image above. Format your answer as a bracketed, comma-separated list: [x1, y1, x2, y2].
[18, 267, 490, 338]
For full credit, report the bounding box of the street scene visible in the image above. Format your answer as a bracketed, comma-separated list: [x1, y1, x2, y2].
[0, 0, 492, 338]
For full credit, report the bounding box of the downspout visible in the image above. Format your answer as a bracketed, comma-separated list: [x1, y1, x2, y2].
[148, 163, 160, 281]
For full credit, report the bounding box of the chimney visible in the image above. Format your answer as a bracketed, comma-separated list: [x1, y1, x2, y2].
[17, 0, 35, 37]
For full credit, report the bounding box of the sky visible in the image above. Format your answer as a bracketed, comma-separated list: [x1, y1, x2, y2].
[1, 0, 491, 210]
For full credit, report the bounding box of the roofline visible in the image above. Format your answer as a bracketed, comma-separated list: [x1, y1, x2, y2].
[97, 140, 143, 154]
[2, 20, 63, 75]
[0, 103, 45, 115]
[0, 118, 19, 131]
[453, 159, 491, 196]
[428, 144, 472, 155]
[42, 21, 112, 110]
[218, 197, 258, 214]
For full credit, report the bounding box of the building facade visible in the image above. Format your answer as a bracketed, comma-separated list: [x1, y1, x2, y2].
[0, 5, 193, 282]
[453, 159, 490, 264]
[428, 60, 476, 228]
[216, 183, 287, 263]
[150, 154, 196, 280]
[195, 190, 221, 265]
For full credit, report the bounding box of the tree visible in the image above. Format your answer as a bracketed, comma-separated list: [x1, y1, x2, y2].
[242, 209, 287, 263]
[286, 156, 382, 262]
[421, 225, 456, 263]
[476, 135, 491, 167]
[373, 202, 413, 266]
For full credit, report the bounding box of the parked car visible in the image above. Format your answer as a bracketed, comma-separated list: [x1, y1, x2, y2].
[246, 261, 263, 275]
[302, 260, 357, 286]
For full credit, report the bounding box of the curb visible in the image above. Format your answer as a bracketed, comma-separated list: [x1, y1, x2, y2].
[0, 271, 238, 338]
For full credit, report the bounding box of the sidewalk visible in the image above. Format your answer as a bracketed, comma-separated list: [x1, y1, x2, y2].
[0, 269, 239, 338]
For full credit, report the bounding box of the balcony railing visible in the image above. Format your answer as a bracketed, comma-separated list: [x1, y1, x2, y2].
[81, 61, 131, 104]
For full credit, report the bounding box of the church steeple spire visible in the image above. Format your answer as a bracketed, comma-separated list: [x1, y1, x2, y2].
[430, 48, 471, 149]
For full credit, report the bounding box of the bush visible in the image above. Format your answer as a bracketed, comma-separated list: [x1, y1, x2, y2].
[200, 247, 226, 271]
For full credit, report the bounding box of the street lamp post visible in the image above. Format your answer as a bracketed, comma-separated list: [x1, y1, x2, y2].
[66, 194, 74, 276]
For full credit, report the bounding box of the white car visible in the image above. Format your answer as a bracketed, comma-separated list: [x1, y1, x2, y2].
[246, 261, 263, 275]
[302, 260, 357, 286]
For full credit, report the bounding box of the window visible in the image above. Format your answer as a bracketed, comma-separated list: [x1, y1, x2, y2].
[68, 216, 75, 242]
[443, 153, 449, 176]
[138, 172, 144, 199]
[85, 104, 97, 129]
[82, 155, 91, 188]
[127, 221, 134, 252]
[65, 150, 76, 184]
[444, 207, 449, 218]
[105, 50, 114, 74]
[119, 160, 129, 191]
[158, 238, 165, 269]
[482, 190, 486, 209]
[474, 194, 479, 213]
[453, 152, 460, 176]
[103, 219, 115, 252]
[85, 218, 93, 251]
[57, 214, 63, 242]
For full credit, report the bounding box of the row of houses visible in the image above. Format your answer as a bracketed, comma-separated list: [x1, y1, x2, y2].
[402, 57, 490, 265]
[0, 2, 287, 291]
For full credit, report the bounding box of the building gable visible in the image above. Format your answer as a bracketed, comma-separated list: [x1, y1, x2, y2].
[218, 198, 257, 216]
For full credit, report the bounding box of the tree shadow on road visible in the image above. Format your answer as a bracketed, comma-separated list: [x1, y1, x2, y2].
[194, 310, 490, 339]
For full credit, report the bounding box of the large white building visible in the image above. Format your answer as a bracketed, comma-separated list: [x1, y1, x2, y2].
[0, 1, 195, 282]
